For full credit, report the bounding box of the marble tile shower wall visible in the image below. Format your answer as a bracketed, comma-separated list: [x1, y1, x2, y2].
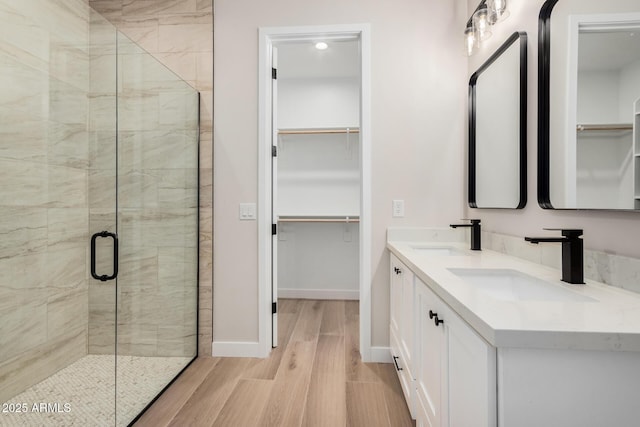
[483, 231, 640, 294]
[0, 0, 91, 403]
[89, 0, 214, 356]
[87, 11, 199, 358]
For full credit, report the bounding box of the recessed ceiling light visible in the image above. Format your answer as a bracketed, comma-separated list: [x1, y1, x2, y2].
[315, 42, 328, 50]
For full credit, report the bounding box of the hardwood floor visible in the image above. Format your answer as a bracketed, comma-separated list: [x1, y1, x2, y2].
[134, 299, 414, 427]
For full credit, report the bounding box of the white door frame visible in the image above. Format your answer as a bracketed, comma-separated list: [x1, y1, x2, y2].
[257, 23, 372, 360]
[270, 46, 279, 348]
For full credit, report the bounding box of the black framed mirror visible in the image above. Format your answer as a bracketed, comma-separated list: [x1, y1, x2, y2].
[469, 31, 527, 209]
[539, 0, 640, 210]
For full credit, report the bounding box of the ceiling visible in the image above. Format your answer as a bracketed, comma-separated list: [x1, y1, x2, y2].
[274, 39, 359, 79]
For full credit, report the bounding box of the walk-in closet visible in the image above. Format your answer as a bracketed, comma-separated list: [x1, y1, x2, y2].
[274, 39, 361, 301]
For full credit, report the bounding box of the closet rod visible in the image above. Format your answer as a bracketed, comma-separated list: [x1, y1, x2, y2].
[577, 124, 633, 132]
[278, 216, 360, 223]
[278, 128, 360, 135]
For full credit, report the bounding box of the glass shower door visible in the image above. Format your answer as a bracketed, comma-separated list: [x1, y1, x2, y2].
[114, 32, 199, 426]
[0, 4, 119, 427]
[0, 4, 197, 426]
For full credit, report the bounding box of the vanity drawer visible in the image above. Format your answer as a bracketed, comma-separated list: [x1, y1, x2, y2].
[391, 328, 415, 419]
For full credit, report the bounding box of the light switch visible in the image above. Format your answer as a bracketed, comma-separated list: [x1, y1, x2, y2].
[392, 200, 405, 218]
[239, 203, 257, 220]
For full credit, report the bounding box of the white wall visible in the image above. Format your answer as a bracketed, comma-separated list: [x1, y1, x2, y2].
[576, 70, 633, 209]
[214, 0, 468, 346]
[619, 59, 640, 122]
[575, 60, 640, 123]
[277, 134, 361, 216]
[576, 133, 633, 209]
[277, 76, 360, 216]
[465, 0, 640, 260]
[577, 70, 620, 123]
[278, 223, 360, 297]
[278, 77, 359, 129]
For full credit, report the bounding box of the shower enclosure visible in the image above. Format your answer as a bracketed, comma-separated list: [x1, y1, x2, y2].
[0, 2, 199, 426]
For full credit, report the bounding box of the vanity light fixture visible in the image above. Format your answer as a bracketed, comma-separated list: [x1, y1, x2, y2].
[465, 0, 510, 56]
[473, 4, 493, 42]
[315, 41, 328, 50]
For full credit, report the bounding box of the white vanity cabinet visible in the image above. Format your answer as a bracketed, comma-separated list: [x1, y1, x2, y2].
[414, 277, 496, 427]
[390, 252, 496, 427]
[388, 234, 640, 427]
[389, 254, 416, 418]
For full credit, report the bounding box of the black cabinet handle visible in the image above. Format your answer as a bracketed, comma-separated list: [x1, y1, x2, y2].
[394, 267, 402, 275]
[91, 231, 118, 282]
[393, 355, 403, 371]
[429, 310, 444, 327]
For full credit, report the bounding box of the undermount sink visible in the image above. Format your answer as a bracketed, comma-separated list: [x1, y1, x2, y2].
[410, 245, 464, 256]
[447, 268, 596, 302]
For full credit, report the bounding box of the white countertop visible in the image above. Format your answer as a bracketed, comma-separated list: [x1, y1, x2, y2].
[387, 235, 640, 352]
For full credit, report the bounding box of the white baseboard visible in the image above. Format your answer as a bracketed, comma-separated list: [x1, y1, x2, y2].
[278, 288, 359, 300]
[370, 346, 392, 363]
[212, 341, 267, 358]
[212, 342, 389, 362]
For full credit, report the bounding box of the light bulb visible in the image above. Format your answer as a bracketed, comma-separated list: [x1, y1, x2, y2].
[488, 0, 509, 23]
[473, 6, 492, 42]
[315, 42, 328, 50]
[465, 26, 477, 56]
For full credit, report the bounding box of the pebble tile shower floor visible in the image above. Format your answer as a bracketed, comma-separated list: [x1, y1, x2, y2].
[0, 355, 192, 427]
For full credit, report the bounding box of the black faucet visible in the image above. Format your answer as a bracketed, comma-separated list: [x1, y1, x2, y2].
[450, 219, 481, 251]
[524, 229, 584, 284]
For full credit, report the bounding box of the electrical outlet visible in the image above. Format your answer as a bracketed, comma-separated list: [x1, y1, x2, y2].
[239, 203, 257, 220]
[392, 200, 405, 218]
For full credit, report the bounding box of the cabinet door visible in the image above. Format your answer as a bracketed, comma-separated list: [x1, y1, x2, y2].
[390, 254, 416, 418]
[400, 263, 415, 368]
[390, 255, 414, 372]
[415, 280, 447, 427]
[444, 304, 496, 427]
[389, 254, 403, 339]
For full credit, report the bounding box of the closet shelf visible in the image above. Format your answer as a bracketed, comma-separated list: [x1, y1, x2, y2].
[278, 170, 359, 182]
[278, 127, 360, 135]
[278, 215, 360, 223]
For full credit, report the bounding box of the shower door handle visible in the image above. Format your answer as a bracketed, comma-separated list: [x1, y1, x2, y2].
[91, 231, 118, 282]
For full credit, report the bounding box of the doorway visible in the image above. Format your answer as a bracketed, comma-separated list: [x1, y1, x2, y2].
[258, 24, 372, 360]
